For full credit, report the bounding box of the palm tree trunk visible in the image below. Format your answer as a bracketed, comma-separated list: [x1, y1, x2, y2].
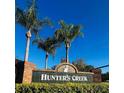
[66, 43, 69, 63]
[24, 30, 31, 62]
[45, 52, 49, 69]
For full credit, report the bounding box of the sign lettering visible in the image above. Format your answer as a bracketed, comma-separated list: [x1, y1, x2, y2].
[32, 71, 93, 83]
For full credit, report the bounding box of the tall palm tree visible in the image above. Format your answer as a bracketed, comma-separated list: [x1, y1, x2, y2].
[16, 0, 52, 62]
[33, 37, 59, 69]
[54, 20, 83, 63]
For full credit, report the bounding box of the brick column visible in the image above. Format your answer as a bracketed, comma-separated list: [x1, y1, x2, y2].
[91, 69, 102, 82]
[22, 61, 36, 83]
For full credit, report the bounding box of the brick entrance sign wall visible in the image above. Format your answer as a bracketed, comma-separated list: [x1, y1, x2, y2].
[15, 59, 101, 83]
[15, 59, 36, 83]
[22, 61, 36, 83]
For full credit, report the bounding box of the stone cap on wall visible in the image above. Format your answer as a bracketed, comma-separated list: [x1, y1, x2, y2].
[78, 71, 94, 75]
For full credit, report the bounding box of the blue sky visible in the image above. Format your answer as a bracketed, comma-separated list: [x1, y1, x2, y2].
[16, 0, 109, 73]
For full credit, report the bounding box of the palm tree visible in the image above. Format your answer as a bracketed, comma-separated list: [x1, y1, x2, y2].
[33, 37, 59, 69]
[54, 20, 83, 63]
[16, 0, 52, 62]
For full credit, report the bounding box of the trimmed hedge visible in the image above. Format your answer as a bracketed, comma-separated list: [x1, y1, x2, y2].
[16, 82, 109, 93]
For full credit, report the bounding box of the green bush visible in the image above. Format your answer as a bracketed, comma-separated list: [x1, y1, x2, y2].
[16, 82, 109, 93]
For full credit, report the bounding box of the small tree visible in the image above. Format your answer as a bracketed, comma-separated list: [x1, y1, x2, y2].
[72, 59, 86, 71]
[72, 59, 94, 72]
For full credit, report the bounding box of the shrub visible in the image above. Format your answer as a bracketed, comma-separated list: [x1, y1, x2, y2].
[15, 82, 109, 93]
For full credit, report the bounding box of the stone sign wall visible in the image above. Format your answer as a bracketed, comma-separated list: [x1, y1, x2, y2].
[15, 59, 102, 83]
[32, 70, 93, 83]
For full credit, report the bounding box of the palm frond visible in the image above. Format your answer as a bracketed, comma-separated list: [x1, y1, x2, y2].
[54, 29, 65, 43]
[40, 18, 53, 26]
[16, 7, 27, 27]
[68, 25, 82, 40]
[55, 20, 83, 44]
[33, 37, 60, 56]
[16, 0, 52, 35]
[59, 20, 67, 30]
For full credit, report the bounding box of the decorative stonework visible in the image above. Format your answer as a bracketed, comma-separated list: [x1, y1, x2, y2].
[55, 63, 78, 73]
